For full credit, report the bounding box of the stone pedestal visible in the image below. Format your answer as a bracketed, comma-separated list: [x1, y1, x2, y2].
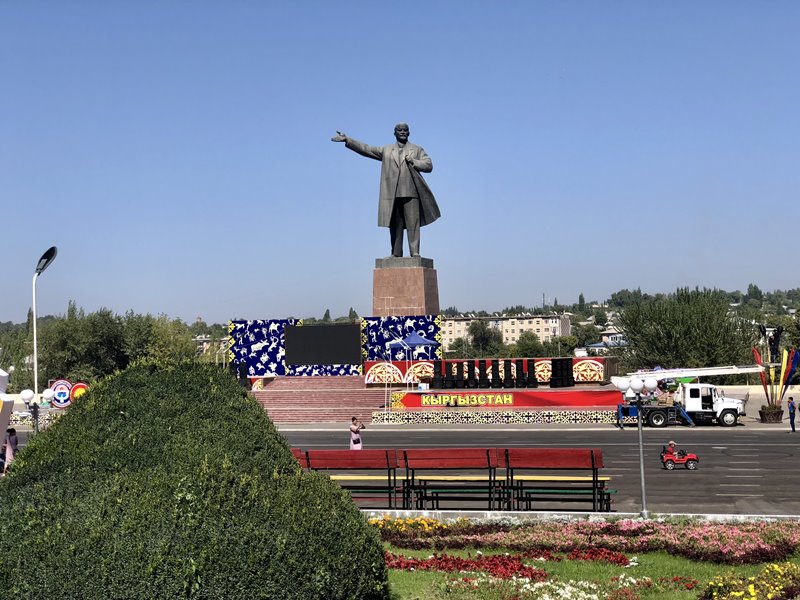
[372, 256, 440, 317]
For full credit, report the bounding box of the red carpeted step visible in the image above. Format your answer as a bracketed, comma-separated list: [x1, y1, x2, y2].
[250, 376, 394, 423]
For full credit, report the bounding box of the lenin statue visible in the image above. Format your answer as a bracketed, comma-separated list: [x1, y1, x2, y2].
[332, 123, 440, 257]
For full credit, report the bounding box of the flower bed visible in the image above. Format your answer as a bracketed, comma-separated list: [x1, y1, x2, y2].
[374, 516, 800, 599]
[373, 516, 800, 565]
[385, 551, 548, 581]
[701, 562, 800, 599]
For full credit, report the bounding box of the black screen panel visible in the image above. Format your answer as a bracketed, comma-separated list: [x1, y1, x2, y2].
[284, 324, 362, 366]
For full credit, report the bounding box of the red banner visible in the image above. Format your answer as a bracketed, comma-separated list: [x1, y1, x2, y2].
[392, 389, 621, 410]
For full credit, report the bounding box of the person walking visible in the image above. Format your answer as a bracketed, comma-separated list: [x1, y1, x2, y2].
[788, 397, 796, 433]
[349, 417, 365, 450]
[3, 428, 17, 474]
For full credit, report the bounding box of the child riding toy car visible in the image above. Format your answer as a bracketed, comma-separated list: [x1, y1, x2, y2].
[660, 440, 699, 470]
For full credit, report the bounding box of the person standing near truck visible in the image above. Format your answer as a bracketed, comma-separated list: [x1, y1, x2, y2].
[788, 397, 796, 433]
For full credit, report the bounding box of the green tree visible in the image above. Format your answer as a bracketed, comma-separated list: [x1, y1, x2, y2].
[208, 322, 227, 340]
[122, 311, 156, 363]
[467, 321, 505, 357]
[618, 287, 756, 371]
[515, 331, 545, 357]
[322, 309, 331, 323]
[593, 309, 608, 328]
[145, 315, 196, 366]
[40, 302, 128, 382]
[348, 307, 358, 320]
[502, 305, 531, 316]
[444, 336, 474, 358]
[609, 288, 649, 308]
[188, 318, 209, 337]
[0, 321, 32, 392]
[746, 283, 763, 302]
[543, 335, 578, 357]
[571, 323, 601, 347]
[577, 293, 586, 314]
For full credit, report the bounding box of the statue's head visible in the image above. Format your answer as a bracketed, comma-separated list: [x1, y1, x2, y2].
[394, 123, 410, 143]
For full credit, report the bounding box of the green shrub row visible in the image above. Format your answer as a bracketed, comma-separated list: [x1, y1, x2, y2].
[0, 362, 388, 599]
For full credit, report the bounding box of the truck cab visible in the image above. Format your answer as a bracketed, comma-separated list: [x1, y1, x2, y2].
[678, 383, 745, 426]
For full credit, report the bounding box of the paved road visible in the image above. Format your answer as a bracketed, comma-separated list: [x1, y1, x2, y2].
[279, 420, 800, 516]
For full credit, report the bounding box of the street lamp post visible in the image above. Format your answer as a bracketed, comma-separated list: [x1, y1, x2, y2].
[615, 376, 658, 518]
[32, 246, 58, 406]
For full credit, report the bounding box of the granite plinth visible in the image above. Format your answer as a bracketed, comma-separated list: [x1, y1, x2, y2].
[375, 256, 434, 269]
[372, 257, 439, 317]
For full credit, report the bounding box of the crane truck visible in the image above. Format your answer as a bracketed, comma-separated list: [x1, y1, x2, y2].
[613, 365, 764, 428]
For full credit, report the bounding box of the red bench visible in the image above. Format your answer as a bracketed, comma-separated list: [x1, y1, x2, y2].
[290, 447, 308, 468]
[305, 449, 400, 508]
[401, 448, 499, 510]
[502, 448, 609, 511]
[299, 446, 613, 512]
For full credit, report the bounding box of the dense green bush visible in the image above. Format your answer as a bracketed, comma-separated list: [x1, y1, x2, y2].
[0, 363, 388, 599]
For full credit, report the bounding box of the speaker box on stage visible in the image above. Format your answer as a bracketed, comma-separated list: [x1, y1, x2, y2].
[515, 359, 526, 387]
[563, 358, 575, 386]
[478, 359, 489, 388]
[550, 357, 574, 388]
[455, 361, 465, 388]
[490, 359, 502, 388]
[431, 359, 443, 389]
[465, 361, 477, 388]
[503, 359, 514, 388]
[443, 362, 455, 388]
[526, 358, 539, 388]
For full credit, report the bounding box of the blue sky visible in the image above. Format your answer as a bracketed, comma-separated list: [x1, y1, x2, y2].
[2, 2, 798, 325]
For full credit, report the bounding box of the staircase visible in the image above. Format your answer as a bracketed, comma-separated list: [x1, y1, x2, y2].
[252, 376, 394, 424]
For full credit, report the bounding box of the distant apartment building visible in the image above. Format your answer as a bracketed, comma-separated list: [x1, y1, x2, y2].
[441, 314, 572, 351]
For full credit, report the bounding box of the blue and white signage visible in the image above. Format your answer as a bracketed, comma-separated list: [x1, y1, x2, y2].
[50, 379, 73, 409]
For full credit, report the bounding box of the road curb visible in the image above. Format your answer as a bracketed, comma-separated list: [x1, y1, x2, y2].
[361, 509, 800, 521]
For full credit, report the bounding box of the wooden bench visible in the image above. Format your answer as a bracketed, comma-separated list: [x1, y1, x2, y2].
[305, 449, 400, 508]
[502, 448, 610, 512]
[401, 448, 499, 510]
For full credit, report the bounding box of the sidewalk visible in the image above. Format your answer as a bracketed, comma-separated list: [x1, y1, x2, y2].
[276, 413, 791, 432]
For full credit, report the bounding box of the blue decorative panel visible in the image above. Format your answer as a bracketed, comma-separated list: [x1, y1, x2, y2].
[228, 319, 296, 377]
[288, 364, 362, 376]
[362, 315, 442, 362]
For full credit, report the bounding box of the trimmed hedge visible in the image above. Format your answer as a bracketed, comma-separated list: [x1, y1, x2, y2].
[0, 363, 388, 599]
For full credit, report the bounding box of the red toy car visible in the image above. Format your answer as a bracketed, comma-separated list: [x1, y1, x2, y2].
[660, 443, 699, 470]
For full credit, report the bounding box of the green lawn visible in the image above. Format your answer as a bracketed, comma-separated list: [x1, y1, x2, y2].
[385, 545, 800, 599]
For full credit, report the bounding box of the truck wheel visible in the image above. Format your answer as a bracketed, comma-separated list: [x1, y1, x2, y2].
[648, 410, 668, 428]
[685, 460, 698, 470]
[664, 460, 675, 470]
[719, 410, 738, 427]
